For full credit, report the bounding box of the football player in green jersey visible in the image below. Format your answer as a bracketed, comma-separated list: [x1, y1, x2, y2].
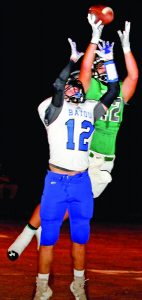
[7, 21, 138, 262]
[82, 21, 138, 198]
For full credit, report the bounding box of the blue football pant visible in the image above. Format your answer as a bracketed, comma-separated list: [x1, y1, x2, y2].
[40, 170, 94, 246]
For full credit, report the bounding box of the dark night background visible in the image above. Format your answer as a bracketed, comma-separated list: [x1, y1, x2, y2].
[0, 0, 142, 221]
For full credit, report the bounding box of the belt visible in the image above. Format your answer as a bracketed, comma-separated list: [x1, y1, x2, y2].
[104, 156, 114, 161]
[49, 163, 88, 172]
[89, 152, 114, 161]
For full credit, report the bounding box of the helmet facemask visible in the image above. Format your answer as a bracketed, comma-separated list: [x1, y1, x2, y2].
[92, 57, 107, 84]
[65, 78, 85, 104]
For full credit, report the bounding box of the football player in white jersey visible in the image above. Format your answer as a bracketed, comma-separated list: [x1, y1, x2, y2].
[8, 18, 120, 300]
[33, 18, 119, 300]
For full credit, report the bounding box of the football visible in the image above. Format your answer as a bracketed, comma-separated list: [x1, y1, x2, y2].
[88, 5, 114, 25]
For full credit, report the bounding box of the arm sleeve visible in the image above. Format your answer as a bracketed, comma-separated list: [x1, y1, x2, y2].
[100, 59, 120, 108]
[100, 81, 120, 108]
[93, 81, 120, 122]
[44, 60, 75, 125]
[52, 60, 75, 107]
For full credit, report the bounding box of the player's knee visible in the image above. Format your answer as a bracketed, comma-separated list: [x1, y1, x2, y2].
[40, 231, 59, 246]
[71, 222, 90, 244]
[40, 221, 60, 246]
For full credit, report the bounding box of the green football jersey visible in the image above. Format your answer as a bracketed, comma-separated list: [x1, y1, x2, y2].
[86, 78, 124, 155]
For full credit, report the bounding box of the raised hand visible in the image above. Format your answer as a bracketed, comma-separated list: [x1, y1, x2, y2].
[68, 38, 84, 62]
[95, 40, 114, 61]
[117, 21, 131, 54]
[87, 13, 104, 44]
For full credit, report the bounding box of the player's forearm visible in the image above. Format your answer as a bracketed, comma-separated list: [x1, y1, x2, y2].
[93, 56, 120, 121]
[79, 43, 98, 92]
[99, 59, 119, 108]
[93, 81, 120, 122]
[122, 52, 139, 101]
[53, 60, 75, 91]
[100, 81, 120, 108]
[58, 60, 75, 82]
[52, 60, 75, 107]
[79, 43, 97, 74]
[124, 51, 139, 80]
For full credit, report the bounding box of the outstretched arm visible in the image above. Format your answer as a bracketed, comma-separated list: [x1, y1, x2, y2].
[79, 14, 104, 92]
[93, 40, 120, 122]
[52, 38, 84, 107]
[117, 21, 139, 102]
[44, 39, 83, 125]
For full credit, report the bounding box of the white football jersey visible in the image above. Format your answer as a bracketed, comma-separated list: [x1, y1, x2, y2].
[38, 98, 97, 171]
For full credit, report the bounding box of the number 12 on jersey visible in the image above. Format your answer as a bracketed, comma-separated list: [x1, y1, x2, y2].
[66, 119, 94, 151]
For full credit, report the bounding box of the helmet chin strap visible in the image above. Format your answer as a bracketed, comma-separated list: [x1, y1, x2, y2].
[69, 90, 85, 103]
[93, 56, 108, 84]
[93, 71, 108, 84]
